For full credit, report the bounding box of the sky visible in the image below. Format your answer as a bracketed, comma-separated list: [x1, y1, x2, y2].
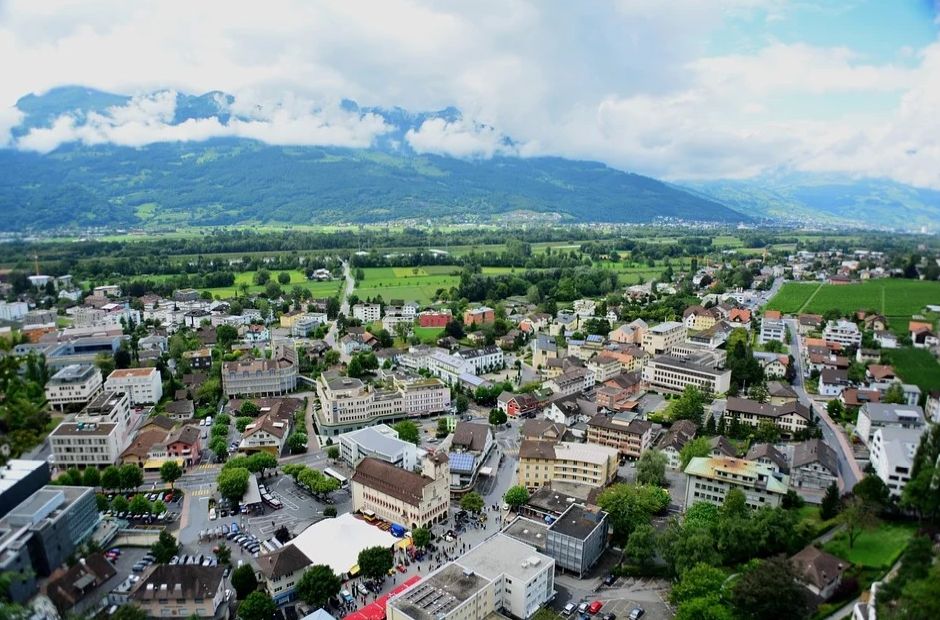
[2, 0, 940, 188]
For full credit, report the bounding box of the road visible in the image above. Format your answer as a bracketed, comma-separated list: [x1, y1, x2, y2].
[324, 260, 355, 358]
[784, 317, 862, 490]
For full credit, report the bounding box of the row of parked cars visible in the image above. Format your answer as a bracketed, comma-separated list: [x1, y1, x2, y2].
[169, 554, 219, 567]
[131, 552, 157, 573]
[258, 483, 283, 509]
[228, 529, 262, 555]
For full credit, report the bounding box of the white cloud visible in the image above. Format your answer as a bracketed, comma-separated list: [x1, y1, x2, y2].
[406, 118, 515, 158]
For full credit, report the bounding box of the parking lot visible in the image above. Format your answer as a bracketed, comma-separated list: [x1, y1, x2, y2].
[552, 574, 673, 620]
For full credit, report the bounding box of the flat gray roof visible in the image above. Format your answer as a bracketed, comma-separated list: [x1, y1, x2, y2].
[390, 563, 488, 620]
[548, 504, 606, 540]
[502, 517, 548, 550]
[456, 534, 551, 582]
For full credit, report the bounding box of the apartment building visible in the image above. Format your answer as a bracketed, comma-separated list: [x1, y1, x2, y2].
[684, 456, 789, 509]
[339, 424, 418, 471]
[221, 345, 298, 397]
[518, 440, 618, 490]
[787, 439, 839, 491]
[0, 300, 28, 321]
[463, 306, 495, 326]
[257, 544, 309, 605]
[855, 403, 925, 447]
[546, 367, 593, 397]
[130, 565, 227, 620]
[351, 454, 450, 528]
[352, 303, 382, 323]
[418, 309, 452, 328]
[387, 534, 554, 620]
[759, 318, 787, 345]
[869, 426, 925, 499]
[642, 355, 732, 394]
[586, 354, 621, 384]
[45, 364, 103, 410]
[50, 391, 134, 467]
[642, 321, 686, 355]
[455, 346, 504, 374]
[182, 348, 213, 370]
[105, 367, 163, 405]
[723, 397, 812, 438]
[823, 320, 862, 347]
[586, 415, 653, 459]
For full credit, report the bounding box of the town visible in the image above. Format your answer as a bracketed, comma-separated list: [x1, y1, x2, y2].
[0, 227, 938, 620]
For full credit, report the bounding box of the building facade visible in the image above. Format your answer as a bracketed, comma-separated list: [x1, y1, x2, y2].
[45, 364, 103, 410]
[585, 415, 652, 459]
[351, 455, 450, 528]
[684, 456, 789, 509]
[642, 355, 732, 394]
[105, 367, 163, 405]
[518, 441, 618, 490]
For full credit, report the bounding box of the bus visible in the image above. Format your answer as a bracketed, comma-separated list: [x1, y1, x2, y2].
[323, 467, 348, 487]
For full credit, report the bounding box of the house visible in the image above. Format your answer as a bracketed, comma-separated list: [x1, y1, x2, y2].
[182, 348, 213, 370]
[684, 456, 789, 509]
[239, 408, 294, 456]
[545, 394, 597, 427]
[709, 435, 738, 458]
[658, 419, 698, 470]
[130, 565, 226, 620]
[791, 546, 849, 601]
[608, 319, 647, 345]
[788, 439, 839, 491]
[926, 391, 940, 423]
[520, 419, 567, 443]
[546, 367, 593, 397]
[45, 553, 116, 616]
[823, 320, 862, 348]
[683, 305, 719, 331]
[257, 543, 310, 605]
[862, 314, 887, 332]
[418, 309, 452, 328]
[449, 422, 495, 489]
[797, 314, 824, 335]
[866, 365, 897, 382]
[497, 392, 540, 418]
[754, 352, 789, 378]
[870, 426, 926, 499]
[840, 388, 881, 409]
[745, 443, 789, 474]
[767, 380, 798, 405]
[856, 348, 881, 364]
[532, 333, 559, 368]
[724, 397, 811, 438]
[586, 354, 621, 384]
[586, 415, 653, 459]
[352, 303, 381, 323]
[855, 403, 925, 447]
[727, 308, 752, 328]
[819, 368, 851, 397]
[874, 330, 898, 349]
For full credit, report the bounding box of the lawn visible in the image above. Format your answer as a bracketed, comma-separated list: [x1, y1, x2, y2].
[883, 347, 940, 393]
[823, 522, 917, 569]
[413, 326, 445, 343]
[203, 270, 342, 298]
[354, 267, 460, 304]
[767, 279, 940, 320]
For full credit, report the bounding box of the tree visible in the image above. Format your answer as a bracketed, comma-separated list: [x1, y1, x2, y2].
[277, 271, 292, 285]
[488, 408, 507, 426]
[597, 483, 670, 545]
[217, 324, 239, 347]
[882, 382, 907, 404]
[160, 461, 182, 490]
[240, 401, 261, 416]
[503, 485, 530, 510]
[217, 467, 250, 502]
[287, 432, 308, 454]
[215, 542, 231, 566]
[150, 530, 179, 564]
[231, 564, 259, 599]
[346, 356, 364, 378]
[152, 499, 167, 515]
[357, 546, 393, 580]
[323, 507, 337, 517]
[820, 482, 841, 520]
[129, 494, 152, 515]
[854, 473, 891, 510]
[112, 605, 148, 620]
[625, 522, 657, 567]
[839, 496, 878, 548]
[675, 596, 734, 620]
[393, 420, 420, 445]
[327, 445, 340, 460]
[679, 436, 711, 469]
[460, 491, 484, 513]
[111, 495, 129, 513]
[101, 465, 121, 490]
[671, 385, 706, 423]
[238, 591, 276, 620]
[444, 320, 464, 339]
[826, 399, 845, 421]
[636, 449, 667, 486]
[902, 423, 940, 522]
[730, 556, 812, 620]
[670, 563, 728, 606]
[82, 466, 100, 487]
[119, 464, 143, 490]
[253, 270, 271, 286]
[297, 564, 341, 608]
[747, 382, 770, 403]
[436, 417, 450, 438]
[454, 394, 469, 414]
[235, 416, 253, 432]
[248, 452, 278, 477]
[210, 436, 228, 460]
[412, 527, 431, 548]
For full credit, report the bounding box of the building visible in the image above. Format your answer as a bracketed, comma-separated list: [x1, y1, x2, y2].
[239, 409, 292, 456]
[257, 543, 310, 605]
[455, 346, 504, 374]
[291, 313, 328, 337]
[221, 345, 298, 397]
[532, 333, 559, 368]
[659, 420, 698, 470]
[791, 546, 849, 601]
[759, 317, 787, 345]
[0, 300, 28, 321]
[50, 391, 134, 468]
[546, 367, 593, 397]
[823, 320, 862, 348]
[45, 364, 103, 410]
[585, 415, 653, 459]
[352, 303, 382, 323]
[642, 321, 686, 355]
[684, 456, 789, 509]
[0, 460, 51, 520]
[586, 354, 621, 384]
[683, 306, 719, 331]
[819, 368, 851, 397]
[855, 403, 925, 447]
[518, 440, 618, 490]
[387, 534, 554, 620]
[544, 504, 609, 577]
[339, 424, 418, 471]
[449, 422, 495, 490]
[463, 306, 495, 326]
[418, 309, 451, 328]
[723, 397, 812, 438]
[869, 426, 925, 499]
[351, 454, 450, 528]
[182, 348, 213, 370]
[642, 355, 732, 394]
[105, 367, 163, 405]
[788, 439, 839, 491]
[0, 486, 99, 603]
[498, 392, 540, 418]
[45, 552, 116, 616]
[130, 565, 227, 620]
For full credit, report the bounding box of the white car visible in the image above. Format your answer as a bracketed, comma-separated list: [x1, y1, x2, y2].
[563, 603, 576, 616]
[208, 508, 217, 521]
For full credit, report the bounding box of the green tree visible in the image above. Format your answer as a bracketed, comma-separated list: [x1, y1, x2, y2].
[636, 449, 667, 486]
[625, 522, 657, 567]
[412, 527, 431, 549]
[679, 436, 711, 470]
[323, 506, 337, 517]
[119, 464, 143, 490]
[436, 417, 450, 438]
[597, 483, 670, 545]
[297, 564, 341, 608]
[503, 485, 530, 509]
[840, 496, 879, 548]
[277, 271, 291, 285]
[235, 416, 253, 432]
[357, 546, 393, 580]
[82, 466, 100, 487]
[160, 460, 182, 490]
[231, 564, 259, 599]
[210, 436, 228, 460]
[460, 491, 485, 513]
[820, 482, 841, 520]
[672, 385, 706, 423]
[152, 499, 167, 515]
[238, 591, 276, 620]
[287, 432, 308, 454]
[454, 394, 469, 414]
[112, 605, 148, 620]
[882, 382, 907, 404]
[253, 270, 271, 286]
[670, 563, 728, 606]
[215, 542, 231, 566]
[488, 408, 507, 426]
[95, 493, 110, 511]
[326, 445, 340, 460]
[854, 473, 891, 510]
[217, 324, 239, 348]
[217, 467, 250, 502]
[826, 399, 845, 421]
[111, 495, 129, 513]
[240, 401, 261, 416]
[129, 494, 151, 515]
[150, 530, 179, 564]
[393, 420, 421, 445]
[248, 452, 278, 477]
[101, 465, 122, 490]
[730, 556, 812, 620]
[675, 596, 734, 620]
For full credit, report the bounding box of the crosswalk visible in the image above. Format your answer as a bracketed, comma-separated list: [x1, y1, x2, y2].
[189, 485, 215, 497]
[190, 463, 220, 473]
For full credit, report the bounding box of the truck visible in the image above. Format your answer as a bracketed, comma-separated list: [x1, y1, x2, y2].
[390, 523, 406, 537]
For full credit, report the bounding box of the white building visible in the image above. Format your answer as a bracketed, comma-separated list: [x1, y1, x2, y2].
[105, 367, 163, 405]
[759, 318, 786, 345]
[684, 456, 790, 509]
[45, 364, 103, 410]
[822, 320, 862, 347]
[455, 346, 504, 374]
[0, 301, 29, 321]
[869, 426, 926, 499]
[221, 345, 299, 398]
[338, 424, 418, 471]
[352, 303, 382, 323]
[49, 391, 135, 467]
[387, 534, 555, 620]
[855, 403, 925, 447]
[291, 313, 328, 337]
[642, 321, 686, 355]
[642, 355, 732, 394]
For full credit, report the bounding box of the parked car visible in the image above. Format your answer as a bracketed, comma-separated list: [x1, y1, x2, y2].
[588, 601, 603, 615]
[563, 603, 576, 616]
[628, 609, 644, 620]
[577, 602, 588, 614]
[603, 574, 617, 586]
[602, 613, 616, 620]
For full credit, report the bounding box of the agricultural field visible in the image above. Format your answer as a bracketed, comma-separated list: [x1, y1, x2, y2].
[767, 279, 940, 325]
[202, 270, 341, 298]
[354, 267, 459, 305]
[883, 347, 940, 394]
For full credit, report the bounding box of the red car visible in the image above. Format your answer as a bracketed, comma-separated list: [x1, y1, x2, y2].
[588, 602, 603, 615]
[396, 564, 407, 573]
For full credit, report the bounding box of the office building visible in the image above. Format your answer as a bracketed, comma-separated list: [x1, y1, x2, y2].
[642, 321, 686, 355]
[45, 364, 103, 410]
[339, 424, 418, 471]
[518, 441, 618, 490]
[105, 367, 163, 405]
[759, 318, 787, 345]
[545, 504, 609, 577]
[0, 460, 52, 520]
[642, 355, 732, 394]
[221, 345, 298, 397]
[684, 456, 789, 509]
[723, 397, 812, 438]
[586, 415, 652, 459]
[869, 426, 926, 499]
[50, 391, 135, 467]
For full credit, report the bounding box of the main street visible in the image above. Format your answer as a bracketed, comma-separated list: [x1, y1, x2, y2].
[784, 317, 862, 490]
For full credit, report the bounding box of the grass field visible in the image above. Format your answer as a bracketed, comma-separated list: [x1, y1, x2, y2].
[767, 279, 940, 322]
[884, 347, 940, 393]
[355, 267, 458, 304]
[413, 326, 445, 343]
[202, 270, 342, 298]
[823, 522, 916, 569]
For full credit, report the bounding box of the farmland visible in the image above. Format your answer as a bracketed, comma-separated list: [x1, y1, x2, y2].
[202, 270, 342, 299]
[354, 267, 460, 305]
[883, 347, 940, 394]
[767, 279, 940, 327]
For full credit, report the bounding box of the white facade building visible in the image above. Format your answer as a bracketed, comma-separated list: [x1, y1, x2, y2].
[104, 367, 163, 405]
[759, 318, 787, 344]
[352, 303, 382, 323]
[869, 426, 925, 499]
[823, 320, 862, 347]
[338, 424, 418, 471]
[49, 391, 135, 467]
[45, 364, 103, 410]
[0, 301, 29, 322]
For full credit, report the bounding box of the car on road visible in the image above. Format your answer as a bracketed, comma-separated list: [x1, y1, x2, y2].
[587, 601, 602, 615]
[563, 603, 576, 616]
[628, 609, 644, 620]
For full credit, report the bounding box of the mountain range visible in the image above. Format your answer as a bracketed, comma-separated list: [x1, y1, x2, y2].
[1, 86, 939, 232]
